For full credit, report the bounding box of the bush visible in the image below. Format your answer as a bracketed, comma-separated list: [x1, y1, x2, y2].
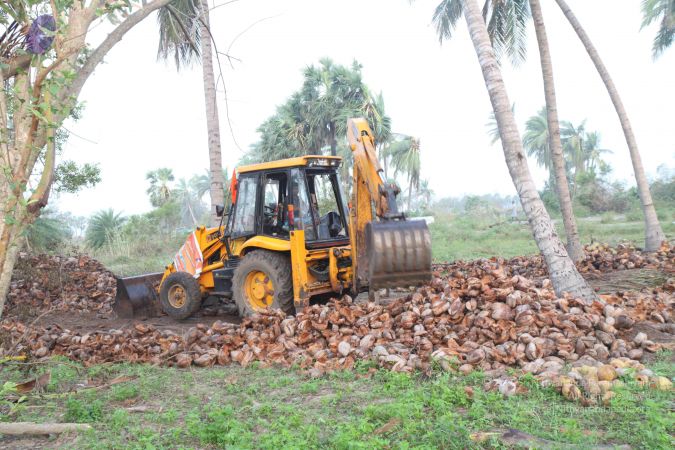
[64, 396, 104, 423]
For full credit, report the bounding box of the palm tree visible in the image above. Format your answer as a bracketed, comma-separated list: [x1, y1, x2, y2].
[24, 210, 72, 252]
[86, 209, 126, 250]
[581, 131, 611, 176]
[390, 136, 421, 212]
[190, 169, 230, 206]
[528, 0, 583, 262]
[156, 0, 224, 225]
[523, 108, 552, 170]
[554, 0, 666, 251]
[641, 0, 675, 58]
[418, 179, 434, 211]
[249, 59, 390, 165]
[560, 120, 586, 195]
[433, 0, 530, 65]
[459, 0, 596, 302]
[146, 168, 175, 207]
[173, 178, 200, 226]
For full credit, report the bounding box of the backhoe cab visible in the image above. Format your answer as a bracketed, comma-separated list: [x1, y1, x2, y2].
[114, 119, 431, 319]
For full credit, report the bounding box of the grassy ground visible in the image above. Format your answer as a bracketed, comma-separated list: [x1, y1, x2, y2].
[99, 210, 675, 276]
[1, 352, 673, 449]
[430, 212, 675, 262]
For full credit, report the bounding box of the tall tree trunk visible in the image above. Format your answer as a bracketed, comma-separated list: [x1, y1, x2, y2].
[554, 0, 666, 251]
[0, 215, 22, 318]
[329, 121, 337, 156]
[529, 0, 584, 262]
[199, 0, 225, 226]
[460, 0, 596, 303]
[407, 181, 413, 212]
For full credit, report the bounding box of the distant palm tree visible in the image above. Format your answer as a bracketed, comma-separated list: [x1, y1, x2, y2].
[390, 136, 421, 212]
[173, 178, 200, 226]
[486, 104, 515, 144]
[641, 0, 675, 58]
[190, 169, 230, 205]
[581, 131, 611, 175]
[417, 179, 434, 211]
[523, 108, 551, 170]
[560, 120, 587, 195]
[24, 210, 72, 252]
[146, 168, 175, 207]
[86, 209, 126, 249]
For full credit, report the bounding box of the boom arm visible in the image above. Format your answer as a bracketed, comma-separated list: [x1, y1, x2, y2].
[347, 118, 414, 292]
[346, 118, 402, 221]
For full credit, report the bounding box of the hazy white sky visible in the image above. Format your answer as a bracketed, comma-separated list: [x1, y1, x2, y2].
[54, 0, 675, 217]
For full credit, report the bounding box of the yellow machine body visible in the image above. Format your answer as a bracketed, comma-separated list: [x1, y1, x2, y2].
[113, 121, 431, 319]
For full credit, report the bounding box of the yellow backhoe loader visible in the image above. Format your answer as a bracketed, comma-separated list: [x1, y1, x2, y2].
[113, 118, 431, 319]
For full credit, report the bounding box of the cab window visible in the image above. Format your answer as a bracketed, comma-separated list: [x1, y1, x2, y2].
[262, 172, 289, 238]
[232, 175, 258, 236]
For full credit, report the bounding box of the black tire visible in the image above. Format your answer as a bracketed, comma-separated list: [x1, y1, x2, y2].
[233, 250, 295, 317]
[159, 271, 202, 319]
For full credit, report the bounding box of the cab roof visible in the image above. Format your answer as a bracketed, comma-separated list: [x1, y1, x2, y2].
[237, 155, 342, 174]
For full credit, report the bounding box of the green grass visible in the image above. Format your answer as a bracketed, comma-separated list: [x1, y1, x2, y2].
[429, 209, 675, 262]
[1, 355, 673, 449]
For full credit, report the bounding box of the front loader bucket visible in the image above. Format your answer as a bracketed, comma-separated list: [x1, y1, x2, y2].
[113, 273, 164, 319]
[366, 219, 432, 289]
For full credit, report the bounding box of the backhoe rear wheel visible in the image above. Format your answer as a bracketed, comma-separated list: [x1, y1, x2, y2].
[233, 250, 295, 317]
[159, 271, 202, 319]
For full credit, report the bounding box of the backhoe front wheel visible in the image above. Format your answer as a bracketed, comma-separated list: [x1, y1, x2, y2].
[159, 271, 202, 319]
[233, 251, 295, 317]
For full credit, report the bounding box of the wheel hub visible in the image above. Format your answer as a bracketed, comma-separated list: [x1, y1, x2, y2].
[168, 285, 186, 308]
[244, 270, 274, 310]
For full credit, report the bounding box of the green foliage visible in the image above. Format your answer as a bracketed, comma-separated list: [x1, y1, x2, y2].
[641, 0, 675, 58]
[53, 160, 101, 194]
[145, 167, 175, 207]
[186, 405, 252, 446]
[111, 383, 139, 401]
[156, 0, 201, 69]
[85, 208, 126, 249]
[247, 58, 390, 164]
[24, 209, 72, 251]
[433, 0, 530, 65]
[64, 396, 104, 423]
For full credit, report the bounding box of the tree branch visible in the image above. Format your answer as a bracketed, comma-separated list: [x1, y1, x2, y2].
[65, 0, 174, 102]
[0, 54, 32, 79]
[27, 94, 56, 215]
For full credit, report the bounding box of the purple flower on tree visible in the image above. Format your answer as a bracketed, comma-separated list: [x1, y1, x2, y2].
[26, 15, 56, 55]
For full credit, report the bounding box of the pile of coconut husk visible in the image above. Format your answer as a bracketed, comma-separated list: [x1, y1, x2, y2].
[5, 253, 116, 318]
[445, 242, 674, 281]
[3, 254, 672, 374]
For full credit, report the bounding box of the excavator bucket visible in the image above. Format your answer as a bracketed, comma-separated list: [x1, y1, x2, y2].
[113, 273, 164, 319]
[366, 219, 432, 289]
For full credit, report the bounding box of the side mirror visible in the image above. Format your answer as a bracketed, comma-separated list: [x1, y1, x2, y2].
[215, 205, 225, 217]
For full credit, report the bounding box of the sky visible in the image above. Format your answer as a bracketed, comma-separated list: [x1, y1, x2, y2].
[53, 0, 675, 217]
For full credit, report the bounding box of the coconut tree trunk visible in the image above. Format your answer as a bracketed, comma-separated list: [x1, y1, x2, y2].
[460, 0, 596, 303]
[554, 0, 666, 251]
[529, 0, 584, 263]
[199, 0, 225, 226]
[407, 181, 413, 212]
